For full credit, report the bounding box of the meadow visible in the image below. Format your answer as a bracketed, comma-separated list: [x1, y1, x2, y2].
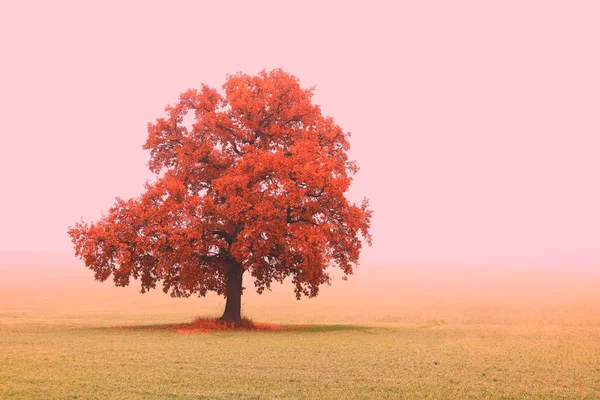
[2, 252, 600, 399]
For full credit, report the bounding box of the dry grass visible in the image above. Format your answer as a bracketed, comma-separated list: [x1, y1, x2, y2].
[2, 252, 600, 399]
[176, 316, 285, 333]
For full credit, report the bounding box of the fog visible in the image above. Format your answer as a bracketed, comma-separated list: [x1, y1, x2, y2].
[3, 252, 599, 327]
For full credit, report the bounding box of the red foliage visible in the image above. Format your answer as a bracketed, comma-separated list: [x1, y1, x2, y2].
[68, 69, 372, 306]
[176, 317, 283, 334]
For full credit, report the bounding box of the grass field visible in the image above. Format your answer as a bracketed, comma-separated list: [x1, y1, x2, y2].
[2, 252, 600, 399]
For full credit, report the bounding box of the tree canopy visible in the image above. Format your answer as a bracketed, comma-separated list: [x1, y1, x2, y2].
[69, 69, 372, 321]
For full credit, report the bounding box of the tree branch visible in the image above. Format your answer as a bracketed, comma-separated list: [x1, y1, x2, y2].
[286, 207, 318, 226]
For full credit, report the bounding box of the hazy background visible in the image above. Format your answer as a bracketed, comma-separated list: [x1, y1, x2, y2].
[0, 1, 599, 315]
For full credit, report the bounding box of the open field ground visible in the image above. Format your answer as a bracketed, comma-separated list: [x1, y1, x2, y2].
[2, 252, 600, 399]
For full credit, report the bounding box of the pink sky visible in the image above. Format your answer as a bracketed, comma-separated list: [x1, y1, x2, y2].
[1, 1, 598, 268]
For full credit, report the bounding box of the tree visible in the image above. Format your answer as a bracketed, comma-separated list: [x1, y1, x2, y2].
[68, 69, 372, 322]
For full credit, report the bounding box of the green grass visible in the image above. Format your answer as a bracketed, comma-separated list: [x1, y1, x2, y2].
[2, 315, 600, 399]
[3, 258, 600, 398]
[286, 324, 373, 333]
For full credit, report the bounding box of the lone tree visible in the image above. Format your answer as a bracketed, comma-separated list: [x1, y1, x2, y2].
[69, 69, 372, 322]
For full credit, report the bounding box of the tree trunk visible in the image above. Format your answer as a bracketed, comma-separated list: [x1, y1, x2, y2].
[219, 260, 243, 323]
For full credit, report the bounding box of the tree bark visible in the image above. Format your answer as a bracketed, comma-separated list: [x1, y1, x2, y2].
[219, 260, 244, 323]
